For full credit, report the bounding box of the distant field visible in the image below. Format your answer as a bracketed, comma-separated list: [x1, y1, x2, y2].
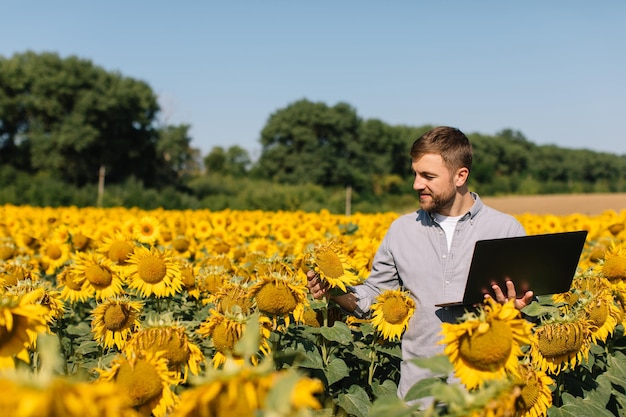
[481, 193, 626, 216]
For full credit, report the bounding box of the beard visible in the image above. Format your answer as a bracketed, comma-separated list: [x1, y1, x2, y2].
[419, 186, 456, 213]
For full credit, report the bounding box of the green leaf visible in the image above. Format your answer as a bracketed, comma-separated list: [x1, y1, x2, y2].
[371, 379, 397, 399]
[283, 347, 324, 370]
[521, 300, 562, 318]
[403, 376, 442, 402]
[368, 395, 416, 417]
[320, 321, 353, 345]
[327, 357, 349, 385]
[74, 340, 99, 356]
[337, 384, 371, 417]
[549, 391, 616, 417]
[65, 322, 91, 336]
[410, 354, 453, 375]
[234, 312, 260, 359]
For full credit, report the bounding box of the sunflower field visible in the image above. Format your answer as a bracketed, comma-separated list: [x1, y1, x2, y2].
[1, 204, 626, 417]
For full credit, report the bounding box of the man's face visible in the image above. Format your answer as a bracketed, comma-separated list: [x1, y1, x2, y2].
[411, 153, 457, 214]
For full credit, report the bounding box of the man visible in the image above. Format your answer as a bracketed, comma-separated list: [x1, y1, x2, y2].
[307, 126, 534, 402]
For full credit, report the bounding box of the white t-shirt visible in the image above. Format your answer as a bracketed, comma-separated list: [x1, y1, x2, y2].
[433, 212, 463, 251]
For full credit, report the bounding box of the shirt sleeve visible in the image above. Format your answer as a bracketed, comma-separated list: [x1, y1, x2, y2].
[347, 229, 402, 318]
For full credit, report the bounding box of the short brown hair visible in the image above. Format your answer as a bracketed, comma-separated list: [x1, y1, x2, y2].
[409, 126, 472, 173]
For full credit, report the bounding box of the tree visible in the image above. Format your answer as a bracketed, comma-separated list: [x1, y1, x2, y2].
[204, 145, 251, 177]
[156, 123, 200, 180]
[0, 51, 174, 186]
[254, 99, 363, 189]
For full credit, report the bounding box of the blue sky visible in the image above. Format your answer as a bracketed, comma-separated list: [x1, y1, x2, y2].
[2, 1, 625, 158]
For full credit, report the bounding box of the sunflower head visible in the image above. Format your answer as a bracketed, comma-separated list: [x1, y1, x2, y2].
[249, 272, 308, 325]
[308, 241, 360, 292]
[530, 318, 592, 375]
[91, 297, 143, 350]
[512, 363, 554, 417]
[97, 349, 180, 417]
[600, 242, 626, 282]
[440, 299, 535, 389]
[126, 317, 205, 381]
[370, 288, 415, 341]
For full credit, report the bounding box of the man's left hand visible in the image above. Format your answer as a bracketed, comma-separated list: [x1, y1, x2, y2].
[487, 280, 534, 310]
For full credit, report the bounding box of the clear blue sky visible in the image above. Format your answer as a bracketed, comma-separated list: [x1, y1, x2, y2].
[2, 1, 625, 158]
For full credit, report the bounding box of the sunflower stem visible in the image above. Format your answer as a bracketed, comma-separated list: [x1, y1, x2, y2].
[368, 334, 379, 386]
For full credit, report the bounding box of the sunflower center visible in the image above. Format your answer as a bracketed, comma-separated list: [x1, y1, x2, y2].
[156, 332, 190, 366]
[536, 323, 584, 358]
[85, 264, 113, 288]
[138, 256, 167, 284]
[212, 321, 239, 354]
[116, 358, 163, 408]
[0, 246, 15, 261]
[204, 274, 223, 294]
[73, 233, 90, 251]
[458, 320, 513, 371]
[382, 295, 409, 324]
[103, 304, 131, 331]
[173, 238, 190, 253]
[46, 244, 62, 260]
[109, 241, 134, 264]
[602, 256, 626, 281]
[181, 268, 196, 288]
[214, 241, 230, 255]
[315, 249, 344, 279]
[516, 377, 541, 412]
[256, 282, 297, 316]
[587, 301, 609, 328]
[64, 271, 83, 291]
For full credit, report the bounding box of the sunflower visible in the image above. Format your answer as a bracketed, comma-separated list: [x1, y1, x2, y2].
[37, 237, 72, 275]
[528, 318, 592, 375]
[196, 309, 272, 368]
[440, 299, 535, 389]
[96, 349, 180, 417]
[97, 231, 136, 275]
[0, 289, 49, 368]
[195, 265, 228, 300]
[598, 241, 626, 283]
[133, 215, 161, 245]
[170, 359, 274, 417]
[56, 265, 93, 303]
[126, 246, 182, 298]
[307, 241, 360, 292]
[167, 234, 197, 260]
[582, 290, 621, 344]
[178, 261, 200, 299]
[248, 271, 309, 327]
[0, 375, 137, 417]
[91, 297, 143, 350]
[4, 280, 65, 327]
[71, 251, 125, 300]
[125, 315, 205, 382]
[370, 288, 415, 341]
[512, 363, 554, 417]
[212, 279, 255, 315]
[0, 237, 17, 261]
[0, 261, 39, 289]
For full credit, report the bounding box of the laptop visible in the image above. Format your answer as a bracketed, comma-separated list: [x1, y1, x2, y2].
[435, 230, 588, 308]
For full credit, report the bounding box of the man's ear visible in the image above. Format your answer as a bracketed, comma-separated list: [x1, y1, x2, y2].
[455, 167, 469, 186]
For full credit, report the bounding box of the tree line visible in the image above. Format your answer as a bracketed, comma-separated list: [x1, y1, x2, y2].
[2, 51, 626, 213]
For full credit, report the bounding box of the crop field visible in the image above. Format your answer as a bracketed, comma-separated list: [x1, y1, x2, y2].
[1, 200, 626, 416]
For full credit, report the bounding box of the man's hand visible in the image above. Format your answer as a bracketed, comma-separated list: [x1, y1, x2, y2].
[306, 270, 330, 300]
[486, 280, 534, 310]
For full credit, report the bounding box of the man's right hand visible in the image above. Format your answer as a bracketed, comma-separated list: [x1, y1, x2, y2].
[306, 270, 330, 299]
